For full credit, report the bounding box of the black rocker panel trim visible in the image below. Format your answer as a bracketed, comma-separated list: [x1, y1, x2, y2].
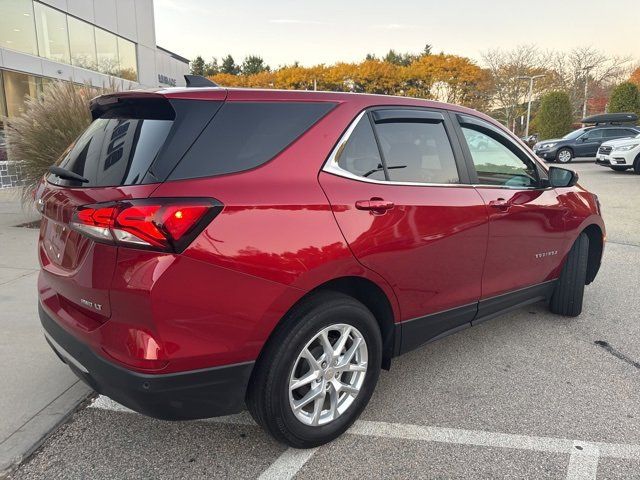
[395, 280, 557, 356]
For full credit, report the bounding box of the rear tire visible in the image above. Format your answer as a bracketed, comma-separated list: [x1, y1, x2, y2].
[549, 233, 589, 317]
[246, 291, 382, 448]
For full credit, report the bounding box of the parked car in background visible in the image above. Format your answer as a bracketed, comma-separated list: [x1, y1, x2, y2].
[533, 125, 639, 163]
[596, 133, 640, 173]
[521, 134, 538, 148]
[36, 79, 605, 448]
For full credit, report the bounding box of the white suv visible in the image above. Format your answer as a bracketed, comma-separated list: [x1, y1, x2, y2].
[596, 133, 640, 173]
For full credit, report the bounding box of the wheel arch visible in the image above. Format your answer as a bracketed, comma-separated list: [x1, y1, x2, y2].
[258, 276, 398, 371]
[581, 223, 604, 284]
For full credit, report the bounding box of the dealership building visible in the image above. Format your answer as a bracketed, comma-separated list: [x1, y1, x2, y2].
[0, 0, 190, 188]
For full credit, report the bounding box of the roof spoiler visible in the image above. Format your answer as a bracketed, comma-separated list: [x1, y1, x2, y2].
[184, 75, 219, 88]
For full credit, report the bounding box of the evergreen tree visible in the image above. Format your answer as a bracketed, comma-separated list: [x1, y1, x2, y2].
[533, 91, 574, 139]
[204, 58, 219, 76]
[221, 55, 241, 75]
[609, 82, 640, 115]
[242, 55, 270, 75]
[190, 55, 205, 76]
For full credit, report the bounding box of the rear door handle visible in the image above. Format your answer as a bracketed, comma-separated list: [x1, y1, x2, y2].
[355, 198, 395, 214]
[488, 198, 510, 211]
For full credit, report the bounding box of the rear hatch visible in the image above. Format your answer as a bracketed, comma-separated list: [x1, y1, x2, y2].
[37, 91, 224, 327]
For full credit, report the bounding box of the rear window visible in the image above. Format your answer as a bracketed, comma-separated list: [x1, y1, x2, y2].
[168, 101, 335, 180]
[49, 98, 174, 187]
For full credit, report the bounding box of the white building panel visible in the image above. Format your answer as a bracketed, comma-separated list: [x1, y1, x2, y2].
[93, 0, 118, 33]
[38, 0, 68, 11]
[134, 0, 156, 48]
[67, 0, 95, 23]
[115, 0, 138, 42]
[41, 58, 74, 81]
[136, 44, 157, 87]
[2, 49, 44, 76]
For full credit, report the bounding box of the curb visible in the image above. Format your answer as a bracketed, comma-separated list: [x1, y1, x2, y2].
[0, 381, 93, 478]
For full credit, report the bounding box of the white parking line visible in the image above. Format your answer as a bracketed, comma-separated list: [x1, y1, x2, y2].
[90, 396, 640, 479]
[566, 441, 599, 480]
[257, 447, 318, 480]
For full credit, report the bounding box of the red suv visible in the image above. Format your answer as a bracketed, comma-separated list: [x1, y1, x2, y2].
[37, 81, 605, 448]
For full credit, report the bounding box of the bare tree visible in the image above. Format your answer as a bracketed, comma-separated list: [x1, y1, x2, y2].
[549, 46, 632, 116]
[481, 45, 551, 130]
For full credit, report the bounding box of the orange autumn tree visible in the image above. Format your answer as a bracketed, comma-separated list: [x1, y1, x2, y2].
[207, 53, 490, 110]
[630, 67, 640, 87]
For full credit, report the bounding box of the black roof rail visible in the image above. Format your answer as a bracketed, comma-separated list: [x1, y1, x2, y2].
[184, 75, 219, 88]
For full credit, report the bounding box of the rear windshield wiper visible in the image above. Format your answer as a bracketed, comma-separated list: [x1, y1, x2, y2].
[48, 166, 89, 183]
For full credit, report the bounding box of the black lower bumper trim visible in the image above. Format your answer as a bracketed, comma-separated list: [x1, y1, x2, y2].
[39, 304, 254, 420]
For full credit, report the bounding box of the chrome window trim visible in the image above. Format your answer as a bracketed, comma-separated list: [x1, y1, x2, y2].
[322, 109, 554, 191]
[322, 110, 471, 188]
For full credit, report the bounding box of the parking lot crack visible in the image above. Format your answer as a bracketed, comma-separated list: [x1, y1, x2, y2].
[594, 340, 640, 370]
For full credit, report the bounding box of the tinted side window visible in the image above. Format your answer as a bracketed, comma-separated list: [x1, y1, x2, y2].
[459, 118, 538, 188]
[170, 102, 335, 180]
[374, 121, 459, 184]
[604, 128, 635, 138]
[335, 115, 385, 181]
[584, 129, 604, 140]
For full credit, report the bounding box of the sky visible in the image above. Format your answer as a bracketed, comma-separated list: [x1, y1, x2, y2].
[154, 0, 639, 67]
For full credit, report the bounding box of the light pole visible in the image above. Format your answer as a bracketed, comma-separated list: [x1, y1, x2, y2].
[517, 75, 546, 137]
[582, 65, 595, 119]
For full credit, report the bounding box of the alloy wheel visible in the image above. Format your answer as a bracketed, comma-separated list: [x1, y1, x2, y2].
[557, 149, 572, 163]
[288, 324, 368, 426]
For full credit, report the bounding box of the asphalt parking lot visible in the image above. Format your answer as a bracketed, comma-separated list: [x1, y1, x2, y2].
[8, 160, 640, 480]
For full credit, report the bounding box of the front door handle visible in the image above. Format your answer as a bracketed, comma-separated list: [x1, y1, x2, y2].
[488, 198, 510, 211]
[355, 198, 395, 214]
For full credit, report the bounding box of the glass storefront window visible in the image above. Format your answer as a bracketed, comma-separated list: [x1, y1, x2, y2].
[0, 0, 38, 55]
[95, 28, 119, 76]
[68, 16, 97, 70]
[117, 37, 138, 81]
[34, 2, 71, 64]
[2, 70, 38, 117]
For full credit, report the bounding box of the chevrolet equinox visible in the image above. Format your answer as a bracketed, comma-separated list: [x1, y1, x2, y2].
[37, 79, 605, 448]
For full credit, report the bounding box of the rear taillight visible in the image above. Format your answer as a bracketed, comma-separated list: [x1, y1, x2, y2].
[70, 198, 222, 252]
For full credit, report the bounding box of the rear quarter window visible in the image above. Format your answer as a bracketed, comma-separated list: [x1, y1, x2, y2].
[168, 101, 335, 180]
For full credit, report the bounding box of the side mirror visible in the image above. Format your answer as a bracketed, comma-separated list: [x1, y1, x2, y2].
[549, 166, 579, 188]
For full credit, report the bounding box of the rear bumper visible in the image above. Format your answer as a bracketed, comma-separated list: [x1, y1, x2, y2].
[40, 304, 254, 420]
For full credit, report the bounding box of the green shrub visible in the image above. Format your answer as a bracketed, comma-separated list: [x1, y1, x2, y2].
[532, 91, 574, 140]
[608, 82, 640, 115]
[3, 80, 114, 201]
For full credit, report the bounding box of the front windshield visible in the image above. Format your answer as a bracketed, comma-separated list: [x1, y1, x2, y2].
[562, 129, 586, 140]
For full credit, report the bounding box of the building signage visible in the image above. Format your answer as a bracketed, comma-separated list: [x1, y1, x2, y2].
[158, 74, 177, 86]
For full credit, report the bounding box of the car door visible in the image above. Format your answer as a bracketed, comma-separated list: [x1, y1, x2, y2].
[576, 128, 604, 157]
[319, 108, 489, 348]
[453, 113, 569, 305]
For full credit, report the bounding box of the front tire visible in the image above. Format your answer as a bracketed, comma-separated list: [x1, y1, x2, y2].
[556, 148, 573, 164]
[549, 233, 589, 317]
[247, 292, 382, 448]
[633, 154, 640, 174]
